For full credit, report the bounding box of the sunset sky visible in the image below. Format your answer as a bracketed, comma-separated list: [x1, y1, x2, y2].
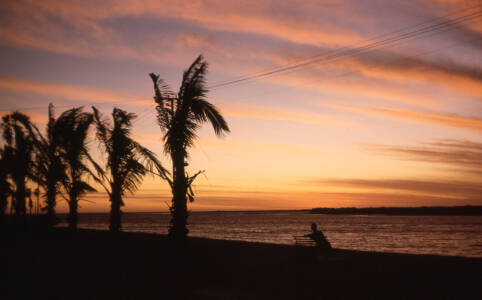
[0, 0, 481, 212]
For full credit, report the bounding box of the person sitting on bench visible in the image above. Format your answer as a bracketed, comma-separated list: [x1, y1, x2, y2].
[305, 223, 332, 254]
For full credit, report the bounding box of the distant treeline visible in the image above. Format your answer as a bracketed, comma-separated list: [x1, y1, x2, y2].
[311, 206, 482, 216]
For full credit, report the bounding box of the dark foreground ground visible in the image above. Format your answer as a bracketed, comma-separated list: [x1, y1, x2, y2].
[3, 228, 481, 299]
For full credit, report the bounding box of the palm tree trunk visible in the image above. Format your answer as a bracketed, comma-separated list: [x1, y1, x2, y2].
[45, 170, 57, 220]
[45, 183, 57, 226]
[14, 174, 26, 217]
[109, 188, 122, 232]
[10, 196, 15, 216]
[0, 194, 6, 225]
[68, 190, 78, 231]
[169, 152, 189, 239]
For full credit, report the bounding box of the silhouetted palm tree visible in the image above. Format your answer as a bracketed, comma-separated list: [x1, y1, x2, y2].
[150, 55, 230, 239]
[0, 147, 12, 224]
[33, 103, 65, 226]
[0, 112, 40, 221]
[56, 107, 101, 231]
[92, 106, 168, 232]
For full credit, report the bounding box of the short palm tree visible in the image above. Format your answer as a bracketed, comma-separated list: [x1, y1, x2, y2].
[56, 107, 100, 231]
[92, 106, 168, 232]
[0, 147, 12, 224]
[0, 112, 39, 220]
[150, 55, 230, 239]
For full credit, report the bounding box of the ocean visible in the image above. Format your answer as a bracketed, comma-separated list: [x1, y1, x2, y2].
[60, 211, 482, 258]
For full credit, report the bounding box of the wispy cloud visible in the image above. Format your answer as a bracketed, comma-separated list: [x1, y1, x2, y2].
[0, 1, 361, 63]
[364, 139, 482, 175]
[177, 33, 216, 49]
[311, 178, 482, 199]
[220, 101, 352, 127]
[0, 77, 151, 108]
[334, 49, 482, 98]
[343, 106, 482, 132]
[2, 0, 480, 102]
[308, 191, 481, 206]
[0, 76, 355, 127]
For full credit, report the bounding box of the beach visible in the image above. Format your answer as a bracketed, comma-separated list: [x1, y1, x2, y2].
[4, 227, 481, 299]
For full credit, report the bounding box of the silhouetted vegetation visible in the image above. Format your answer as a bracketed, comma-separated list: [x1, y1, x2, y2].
[0, 112, 41, 224]
[0, 147, 12, 224]
[311, 205, 482, 215]
[0, 56, 230, 234]
[0, 104, 171, 231]
[92, 106, 168, 232]
[32, 104, 65, 226]
[55, 107, 101, 230]
[150, 55, 230, 239]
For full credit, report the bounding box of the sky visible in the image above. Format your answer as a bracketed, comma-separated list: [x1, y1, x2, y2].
[0, 0, 481, 212]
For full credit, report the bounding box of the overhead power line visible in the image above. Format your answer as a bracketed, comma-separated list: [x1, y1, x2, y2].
[208, 4, 481, 88]
[0, 5, 480, 112]
[208, 7, 482, 89]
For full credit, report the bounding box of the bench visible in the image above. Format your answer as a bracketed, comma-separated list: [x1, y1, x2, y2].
[293, 235, 316, 247]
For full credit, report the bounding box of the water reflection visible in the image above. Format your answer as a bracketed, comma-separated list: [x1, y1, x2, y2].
[59, 211, 482, 257]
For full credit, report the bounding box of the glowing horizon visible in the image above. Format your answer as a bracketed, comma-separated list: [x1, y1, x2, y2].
[0, 0, 481, 212]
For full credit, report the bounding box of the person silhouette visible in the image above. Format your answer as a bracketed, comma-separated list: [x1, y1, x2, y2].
[305, 223, 332, 255]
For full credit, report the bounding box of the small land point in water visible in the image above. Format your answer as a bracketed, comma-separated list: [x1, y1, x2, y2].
[310, 205, 482, 215]
[4, 227, 481, 299]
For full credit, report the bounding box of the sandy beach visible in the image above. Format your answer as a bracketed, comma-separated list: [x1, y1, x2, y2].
[4, 227, 481, 299]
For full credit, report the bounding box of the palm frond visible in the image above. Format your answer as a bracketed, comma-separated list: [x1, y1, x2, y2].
[92, 106, 111, 153]
[132, 141, 170, 180]
[179, 55, 205, 100]
[77, 180, 97, 194]
[190, 99, 230, 136]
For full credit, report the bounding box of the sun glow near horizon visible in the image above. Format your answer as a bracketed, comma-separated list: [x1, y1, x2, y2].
[0, 0, 481, 212]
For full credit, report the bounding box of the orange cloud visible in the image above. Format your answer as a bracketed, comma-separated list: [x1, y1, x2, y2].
[197, 138, 323, 158]
[255, 63, 441, 107]
[344, 105, 482, 132]
[340, 51, 482, 98]
[364, 139, 482, 175]
[0, 77, 151, 108]
[2, 0, 480, 106]
[312, 178, 482, 199]
[0, 1, 362, 65]
[219, 101, 353, 127]
[177, 33, 216, 49]
[0, 76, 357, 127]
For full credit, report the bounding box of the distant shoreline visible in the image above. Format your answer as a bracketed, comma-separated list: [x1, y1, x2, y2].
[311, 205, 482, 216]
[53, 206, 482, 215]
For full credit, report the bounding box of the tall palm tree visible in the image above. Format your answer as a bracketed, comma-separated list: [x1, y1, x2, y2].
[32, 103, 65, 226]
[0, 112, 40, 220]
[150, 55, 230, 239]
[92, 106, 168, 232]
[56, 107, 100, 231]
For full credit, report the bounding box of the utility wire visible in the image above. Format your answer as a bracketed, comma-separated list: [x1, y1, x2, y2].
[107, 6, 482, 128]
[0, 5, 480, 112]
[209, 9, 481, 89]
[208, 4, 481, 88]
[217, 33, 481, 109]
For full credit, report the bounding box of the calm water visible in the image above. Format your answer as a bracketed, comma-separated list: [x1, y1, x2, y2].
[61, 211, 482, 258]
